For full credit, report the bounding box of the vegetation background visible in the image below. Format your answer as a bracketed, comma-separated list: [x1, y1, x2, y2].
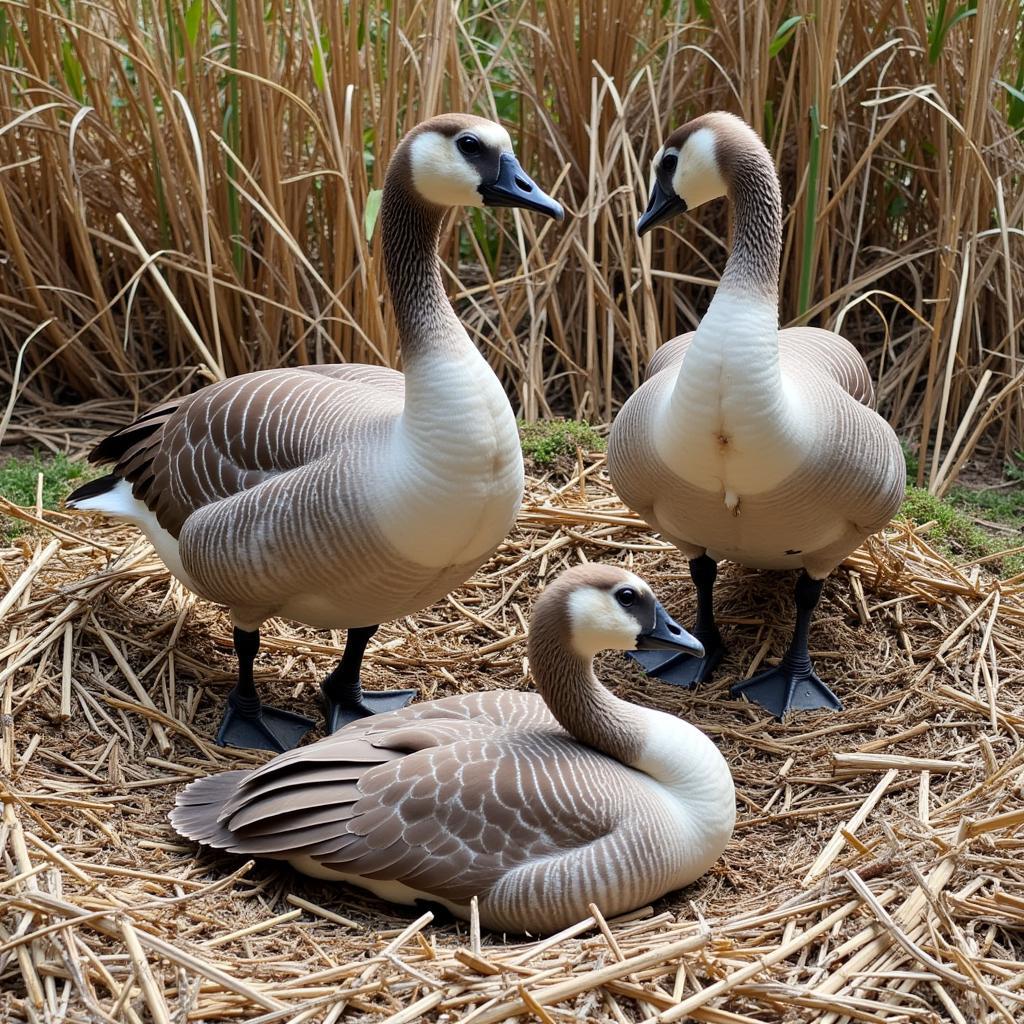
[0, 0, 1022, 498]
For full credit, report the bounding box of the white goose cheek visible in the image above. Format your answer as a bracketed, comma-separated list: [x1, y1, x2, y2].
[567, 590, 642, 658]
[674, 128, 727, 209]
[409, 133, 484, 208]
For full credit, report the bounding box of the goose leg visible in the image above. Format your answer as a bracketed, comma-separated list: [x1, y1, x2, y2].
[321, 625, 417, 732]
[730, 572, 843, 718]
[629, 555, 725, 687]
[216, 627, 315, 752]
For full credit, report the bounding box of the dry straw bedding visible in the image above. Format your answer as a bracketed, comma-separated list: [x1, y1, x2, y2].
[1, 451, 1023, 1023]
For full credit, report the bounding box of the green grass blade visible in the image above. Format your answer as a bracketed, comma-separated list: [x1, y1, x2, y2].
[364, 188, 383, 241]
[184, 0, 202, 47]
[770, 15, 803, 57]
[797, 104, 821, 319]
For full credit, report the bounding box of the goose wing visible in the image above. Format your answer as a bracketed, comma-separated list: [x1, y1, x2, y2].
[311, 731, 622, 894]
[645, 331, 696, 380]
[171, 690, 554, 853]
[83, 366, 404, 537]
[778, 327, 874, 405]
[172, 699, 633, 920]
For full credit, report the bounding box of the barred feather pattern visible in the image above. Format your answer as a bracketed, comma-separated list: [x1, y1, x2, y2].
[172, 689, 727, 935]
[609, 113, 904, 579]
[68, 116, 525, 633]
[170, 567, 736, 935]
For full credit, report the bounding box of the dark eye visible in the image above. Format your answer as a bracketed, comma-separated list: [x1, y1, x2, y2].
[661, 153, 678, 175]
[615, 587, 637, 608]
[457, 135, 482, 157]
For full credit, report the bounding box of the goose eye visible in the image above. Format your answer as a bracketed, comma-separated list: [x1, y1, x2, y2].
[615, 587, 637, 608]
[661, 153, 678, 175]
[457, 135, 482, 157]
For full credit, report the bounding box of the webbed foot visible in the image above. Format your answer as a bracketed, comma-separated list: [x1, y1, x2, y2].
[628, 638, 725, 688]
[216, 699, 315, 752]
[323, 686, 418, 732]
[730, 661, 842, 718]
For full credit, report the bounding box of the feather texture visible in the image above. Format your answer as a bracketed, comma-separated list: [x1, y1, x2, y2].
[610, 113, 904, 579]
[170, 567, 736, 935]
[66, 117, 527, 635]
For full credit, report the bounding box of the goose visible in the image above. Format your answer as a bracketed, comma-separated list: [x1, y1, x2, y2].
[608, 111, 904, 718]
[66, 114, 563, 752]
[169, 564, 736, 935]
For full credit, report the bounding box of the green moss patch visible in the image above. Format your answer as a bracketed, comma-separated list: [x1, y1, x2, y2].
[519, 419, 605, 470]
[902, 485, 1024, 576]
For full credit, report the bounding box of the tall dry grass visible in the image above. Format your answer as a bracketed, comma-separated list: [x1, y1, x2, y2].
[0, 0, 1022, 492]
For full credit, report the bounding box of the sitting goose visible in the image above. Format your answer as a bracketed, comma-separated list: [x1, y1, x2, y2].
[608, 111, 904, 717]
[67, 114, 563, 752]
[169, 564, 735, 935]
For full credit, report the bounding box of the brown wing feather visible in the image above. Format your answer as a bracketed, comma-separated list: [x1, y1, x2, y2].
[171, 693, 620, 901]
[84, 365, 405, 538]
[317, 732, 621, 898]
[645, 332, 696, 380]
[778, 326, 874, 405]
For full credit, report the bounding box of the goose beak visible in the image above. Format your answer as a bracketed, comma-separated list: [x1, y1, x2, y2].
[480, 153, 564, 220]
[637, 179, 685, 236]
[636, 602, 704, 656]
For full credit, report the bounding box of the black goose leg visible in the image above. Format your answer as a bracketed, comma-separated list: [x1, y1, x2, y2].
[216, 627, 315, 752]
[629, 555, 725, 687]
[731, 572, 843, 718]
[321, 625, 417, 732]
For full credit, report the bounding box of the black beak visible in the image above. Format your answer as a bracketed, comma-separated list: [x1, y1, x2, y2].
[479, 153, 564, 220]
[637, 178, 686, 236]
[636, 602, 704, 656]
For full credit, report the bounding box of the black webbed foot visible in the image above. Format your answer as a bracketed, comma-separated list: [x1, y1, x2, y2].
[320, 624, 417, 732]
[323, 686, 418, 732]
[220, 626, 315, 751]
[730, 661, 842, 718]
[730, 571, 841, 718]
[216, 697, 315, 752]
[628, 637, 724, 688]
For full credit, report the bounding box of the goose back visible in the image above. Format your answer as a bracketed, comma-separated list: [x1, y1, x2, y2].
[171, 690, 722, 934]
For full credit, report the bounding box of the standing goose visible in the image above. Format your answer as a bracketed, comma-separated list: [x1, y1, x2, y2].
[67, 114, 563, 751]
[608, 111, 904, 717]
[170, 564, 735, 935]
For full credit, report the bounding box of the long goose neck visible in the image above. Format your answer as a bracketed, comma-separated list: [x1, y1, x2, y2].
[380, 160, 467, 363]
[528, 624, 646, 766]
[718, 142, 782, 303]
[527, 626, 730, 809]
[667, 142, 787, 431]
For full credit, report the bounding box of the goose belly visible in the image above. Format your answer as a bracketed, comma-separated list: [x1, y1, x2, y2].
[288, 856, 471, 920]
[651, 481, 850, 571]
[265, 553, 490, 630]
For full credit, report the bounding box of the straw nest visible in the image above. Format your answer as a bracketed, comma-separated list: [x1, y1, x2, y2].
[2, 445, 1023, 1024]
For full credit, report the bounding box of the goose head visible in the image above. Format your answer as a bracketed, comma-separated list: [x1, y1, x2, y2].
[400, 113, 563, 220]
[532, 563, 703, 661]
[637, 110, 757, 235]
